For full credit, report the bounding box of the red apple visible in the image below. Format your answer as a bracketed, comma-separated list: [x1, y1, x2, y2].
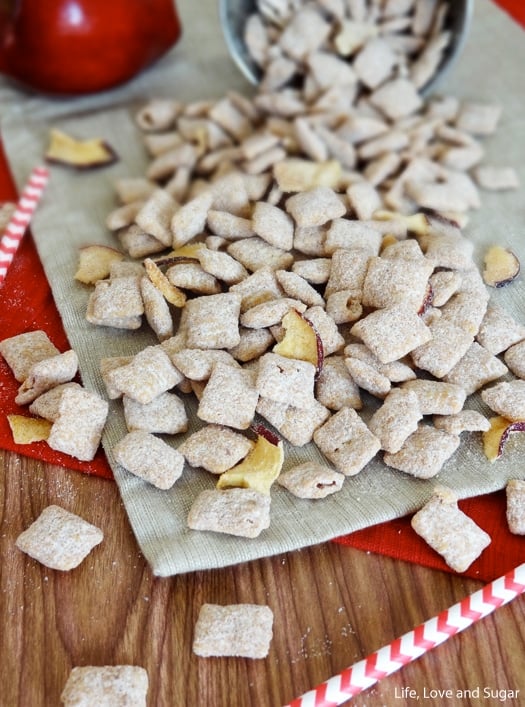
[0, 0, 182, 95]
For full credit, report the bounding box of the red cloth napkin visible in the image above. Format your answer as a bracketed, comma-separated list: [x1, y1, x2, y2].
[1, 0, 524, 579]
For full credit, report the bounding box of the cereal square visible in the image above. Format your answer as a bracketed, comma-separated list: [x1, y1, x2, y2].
[60, 665, 148, 707]
[16, 505, 103, 571]
[86, 276, 143, 330]
[476, 305, 525, 355]
[285, 186, 346, 227]
[252, 201, 294, 250]
[256, 396, 330, 446]
[197, 362, 259, 429]
[444, 342, 508, 394]
[48, 387, 108, 461]
[362, 256, 433, 310]
[187, 488, 271, 538]
[113, 431, 185, 489]
[411, 487, 491, 572]
[506, 480, 525, 535]
[184, 293, 242, 349]
[368, 387, 422, 453]
[0, 330, 59, 382]
[193, 603, 273, 658]
[29, 382, 84, 421]
[123, 392, 188, 434]
[401, 380, 466, 416]
[178, 424, 253, 473]
[277, 462, 344, 499]
[504, 340, 525, 380]
[15, 350, 79, 405]
[256, 353, 316, 409]
[384, 424, 460, 478]
[315, 355, 362, 411]
[481, 380, 525, 422]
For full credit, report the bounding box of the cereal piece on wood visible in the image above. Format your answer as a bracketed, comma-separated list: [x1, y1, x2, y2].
[350, 303, 432, 363]
[506, 480, 525, 535]
[123, 392, 188, 434]
[481, 380, 525, 422]
[198, 362, 258, 429]
[106, 346, 183, 405]
[401, 379, 466, 416]
[362, 256, 433, 310]
[256, 396, 330, 446]
[47, 387, 108, 461]
[313, 406, 380, 475]
[433, 410, 490, 435]
[455, 101, 502, 136]
[444, 342, 508, 395]
[136, 98, 182, 131]
[118, 224, 166, 258]
[61, 665, 148, 707]
[411, 318, 473, 379]
[325, 248, 370, 297]
[170, 348, 239, 381]
[315, 355, 362, 411]
[472, 165, 520, 191]
[179, 424, 253, 473]
[324, 219, 382, 256]
[304, 305, 345, 355]
[113, 430, 184, 489]
[230, 266, 283, 312]
[15, 350, 79, 405]
[228, 327, 275, 362]
[227, 237, 294, 272]
[135, 189, 178, 246]
[0, 330, 59, 382]
[86, 276, 144, 330]
[140, 276, 173, 341]
[184, 293, 242, 350]
[285, 187, 346, 228]
[411, 486, 491, 572]
[252, 201, 294, 251]
[256, 352, 316, 409]
[292, 258, 331, 285]
[188, 488, 271, 538]
[276, 269, 325, 308]
[28, 382, 83, 421]
[171, 191, 211, 247]
[369, 78, 423, 120]
[384, 424, 460, 478]
[16, 505, 103, 571]
[369, 387, 422, 453]
[166, 262, 221, 295]
[476, 305, 525, 355]
[504, 341, 525, 380]
[193, 603, 273, 657]
[278, 462, 344, 499]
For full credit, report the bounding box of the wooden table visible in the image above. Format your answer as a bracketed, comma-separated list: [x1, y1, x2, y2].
[2, 449, 525, 707]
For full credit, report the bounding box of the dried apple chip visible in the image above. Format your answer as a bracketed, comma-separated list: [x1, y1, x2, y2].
[482, 245, 520, 288]
[482, 415, 525, 462]
[75, 245, 125, 285]
[272, 308, 324, 375]
[7, 414, 52, 444]
[45, 128, 117, 169]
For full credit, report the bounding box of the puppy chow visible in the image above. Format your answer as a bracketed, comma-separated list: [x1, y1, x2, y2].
[123, 392, 188, 435]
[444, 342, 508, 394]
[324, 219, 382, 256]
[106, 346, 183, 405]
[346, 181, 382, 220]
[411, 318, 473, 379]
[252, 201, 294, 250]
[197, 362, 259, 429]
[256, 352, 316, 409]
[481, 380, 525, 422]
[187, 488, 271, 538]
[60, 665, 148, 707]
[135, 188, 178, 246]
[15, 350, 79, 406]
[28, 382, 84, 421]
[179, 425, 253, 473]
[193, 603, 273, 658]
[228, 327, 275, 362]
[0, 330, 60, 382]
[99, 356, 134, 399]
[304, 305, 345, 355]
[343, 343, 416, 383]
[428, 270, 462, 307]
[476, 305, 525, 355]
[433, 410, 491, 435]
[350, 303, 432, 364]
[344, 356, 391, 398]
[401, 379, 466, 416]
[411, 486, 491, 572]
[227, 236, 294, 272]
[369, 388, 422, 453]
[256, 395, 330, 446]
[171, 191, 213, 247]
[361, 255, 433, 310]
[324, 248, 370, 297]
[48, 387, 108, 461]
[16, 505, 103, 571]
[170, 348, 239, 381]
[166, 262, 221, 295]
[383, 424, 460, 478]
[113, 431, 185, 489]
[206, 210, 255, 240]
[277, 461, 345, 499]
[316, 355, 362, 411]
[86, 276, 143, 330]
[455, 101, 502, 136]
[504, 340, 525, 380]
[285, 186, 346, 227]
[506, 480, 525, 535]
[241, 297, 306, 329]
[230, 266, 283, 312]
[184, 293, 241, 349]
[292, 257, 331, 285]
[472, 165, 520, 191]
[140, 275, 174, 341]
[293, 225, 328, 256]
[197, 247, 249, 285]
[313, 406, 381, 476]
[275, 269, 325, 308]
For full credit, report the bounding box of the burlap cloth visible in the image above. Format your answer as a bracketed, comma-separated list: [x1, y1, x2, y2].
[0, 0, 523, 576]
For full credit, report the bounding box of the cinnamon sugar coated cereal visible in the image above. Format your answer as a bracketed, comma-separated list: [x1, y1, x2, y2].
[193, 603, 273, 658]
[60, 665, 148, 707]
[16, 505, 103, 571]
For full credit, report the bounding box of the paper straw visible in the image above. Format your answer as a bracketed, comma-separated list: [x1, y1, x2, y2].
[0, 165, 50, 286]
[285, 562, 525, 707]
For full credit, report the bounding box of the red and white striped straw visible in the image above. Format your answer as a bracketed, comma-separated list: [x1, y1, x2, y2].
[0, 165, 50, 286]
[285, 562, 525, 707]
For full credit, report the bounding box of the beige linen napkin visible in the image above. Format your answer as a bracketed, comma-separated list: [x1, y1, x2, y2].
[0, 0, 524, 576]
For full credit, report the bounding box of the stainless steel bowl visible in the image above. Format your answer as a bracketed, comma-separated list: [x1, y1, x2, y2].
[218, 0, 474, 95]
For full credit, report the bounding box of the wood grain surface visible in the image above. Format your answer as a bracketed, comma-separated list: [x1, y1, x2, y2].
[2, 449, 525, 707]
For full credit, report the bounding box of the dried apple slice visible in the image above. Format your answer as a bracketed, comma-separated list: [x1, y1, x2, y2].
[272, 309, 324, 376]
[144, 257, 186, 307]
[7, 414, 52, 444]
[482, 245, 520, 288]
[75, 245, 125, 284]
[216, 427, 284, 495]
[482, 415, 525, 461]
[45, 128, 117, 169]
